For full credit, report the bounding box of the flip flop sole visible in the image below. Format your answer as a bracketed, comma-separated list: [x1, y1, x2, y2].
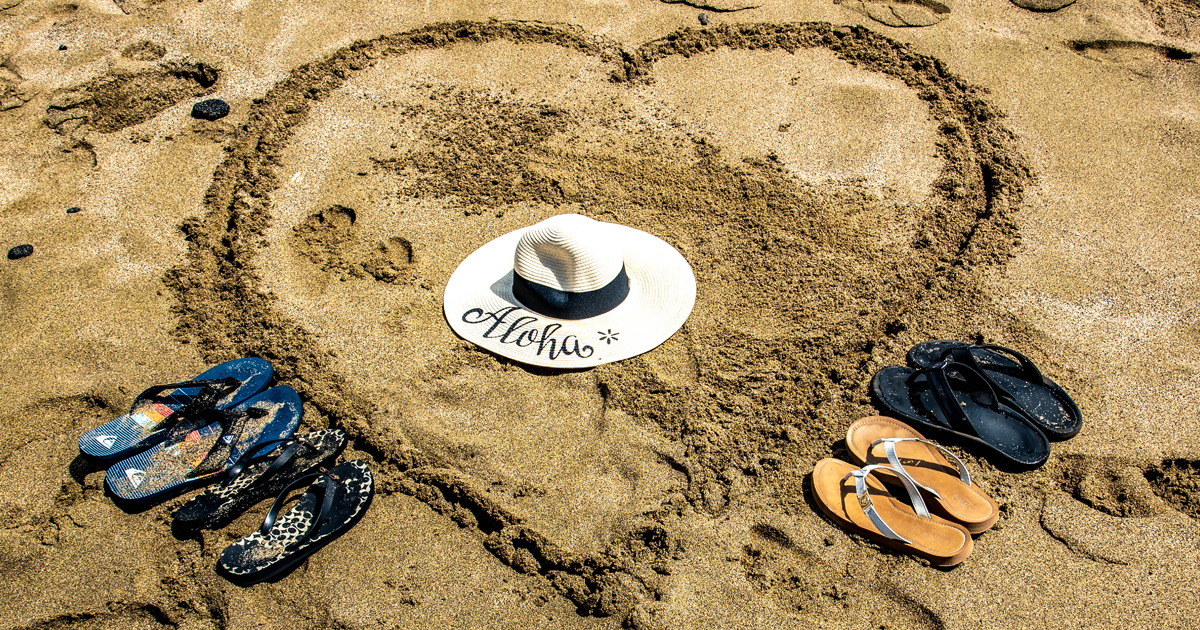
[105, 385, 302, 505]
[811, 458, 972, 567]
[845, 416, 999, 534]
[907, 340, 1082, 440]
[79, 358, 274, 461]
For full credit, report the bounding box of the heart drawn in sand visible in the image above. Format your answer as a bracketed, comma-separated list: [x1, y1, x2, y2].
[165, 21, 1031, 624]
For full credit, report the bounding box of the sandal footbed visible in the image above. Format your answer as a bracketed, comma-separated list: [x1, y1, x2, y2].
[811, 458, 973, 567]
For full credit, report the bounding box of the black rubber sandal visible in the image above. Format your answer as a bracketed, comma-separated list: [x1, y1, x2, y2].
[174, 429, 348, 530]
[907, 340, 1083, 440]
[870, 361, 1051, 471]
[217, 460, 374, 585]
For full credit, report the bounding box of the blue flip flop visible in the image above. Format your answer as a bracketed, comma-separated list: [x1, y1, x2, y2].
[79, 358, 273, 462]
[105, 385, 302, 506]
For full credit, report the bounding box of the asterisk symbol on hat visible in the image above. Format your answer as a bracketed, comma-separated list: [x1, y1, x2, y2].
[598, 329, 619, 344]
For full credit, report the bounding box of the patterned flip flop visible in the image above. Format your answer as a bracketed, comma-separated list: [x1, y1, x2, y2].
[79, 358, 274, 461]
[218, 460, 374, 585]
[105, 386, 302, 506]
[174, 429, 347, 530]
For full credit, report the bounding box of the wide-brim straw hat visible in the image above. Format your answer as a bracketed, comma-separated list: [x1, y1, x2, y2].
[443, 213, 696, 368]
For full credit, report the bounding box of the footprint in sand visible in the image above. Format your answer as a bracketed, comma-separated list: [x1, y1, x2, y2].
[836, 0, 951, 28]
[1043, 455, 1200, 565]
[1070, 39, 1196, 63]
[43, 60, 219, 134]
[1040, 491, 1200, 565]
[290, 205, 417, 284]
[1144, 458, 1200, 519]
[1058, 454, 1167, 518]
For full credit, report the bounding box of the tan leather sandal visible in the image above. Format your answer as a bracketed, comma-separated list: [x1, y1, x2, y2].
[846, 415, 999, 534]
[811, 458, 974, 566]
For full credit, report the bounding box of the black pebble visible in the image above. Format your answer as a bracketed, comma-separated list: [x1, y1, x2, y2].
[7, 244, 33, 260]
[191, 99, 230, 121]
[698, 13, 709, 25]
[66, 206, 82, 214]
[58, 45, 67, 51]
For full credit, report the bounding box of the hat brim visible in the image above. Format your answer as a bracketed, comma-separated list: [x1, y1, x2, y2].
[443, 222, 696, 368]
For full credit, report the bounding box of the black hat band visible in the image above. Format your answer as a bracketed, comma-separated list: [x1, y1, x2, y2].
[511, 265, 630, 320]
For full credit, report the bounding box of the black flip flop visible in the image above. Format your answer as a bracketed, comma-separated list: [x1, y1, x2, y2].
[174, 429, 348, 530]
[217, 460, 374, 585]
[907, 340, 1082, 440]
[870, 361, 1051, 470]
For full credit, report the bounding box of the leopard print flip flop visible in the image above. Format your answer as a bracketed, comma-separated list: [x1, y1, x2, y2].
[174, 429, 347, 530]
[217, 460, 374, 585]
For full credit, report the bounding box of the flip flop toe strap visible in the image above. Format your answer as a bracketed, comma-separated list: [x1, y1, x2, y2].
[258, 472, 337, 545]
[843, 464, 929, 544]
[225, 437, 309, 485]
[133, 376, 242, 409]
[128, 377, 242, 439]
[945, 344, 1049, 387]
[925, 360, 1024, 436]
[871, 438, 973, 495]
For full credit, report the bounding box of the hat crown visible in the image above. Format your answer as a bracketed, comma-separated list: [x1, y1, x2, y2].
[513, 214, 623, 292]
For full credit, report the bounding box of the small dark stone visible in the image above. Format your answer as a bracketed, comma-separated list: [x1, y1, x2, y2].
[7, 244, 33, 260]
[698, 13, 709, 25]
[191, 99, 230, 121]
[66, 206, 82, 214]
[58, 45, 67, 51]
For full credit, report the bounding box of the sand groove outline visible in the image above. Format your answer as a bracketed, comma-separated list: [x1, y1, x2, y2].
[163, 20, 1032, 626]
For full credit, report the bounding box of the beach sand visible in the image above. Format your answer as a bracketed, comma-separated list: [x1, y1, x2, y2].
[1, 0, 1199, 628]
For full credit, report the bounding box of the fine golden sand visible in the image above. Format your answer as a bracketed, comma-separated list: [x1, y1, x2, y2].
[1, 1, 1199, 628]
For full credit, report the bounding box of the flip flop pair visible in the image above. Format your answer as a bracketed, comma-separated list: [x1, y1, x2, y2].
[81, 357, 308, 506]
[182, 441, 374, 586]
[869, 340, 1082, 470]
[811, 416, 998, 567]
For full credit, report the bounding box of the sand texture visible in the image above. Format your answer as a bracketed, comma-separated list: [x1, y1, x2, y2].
[1, 0, 1199, 628]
